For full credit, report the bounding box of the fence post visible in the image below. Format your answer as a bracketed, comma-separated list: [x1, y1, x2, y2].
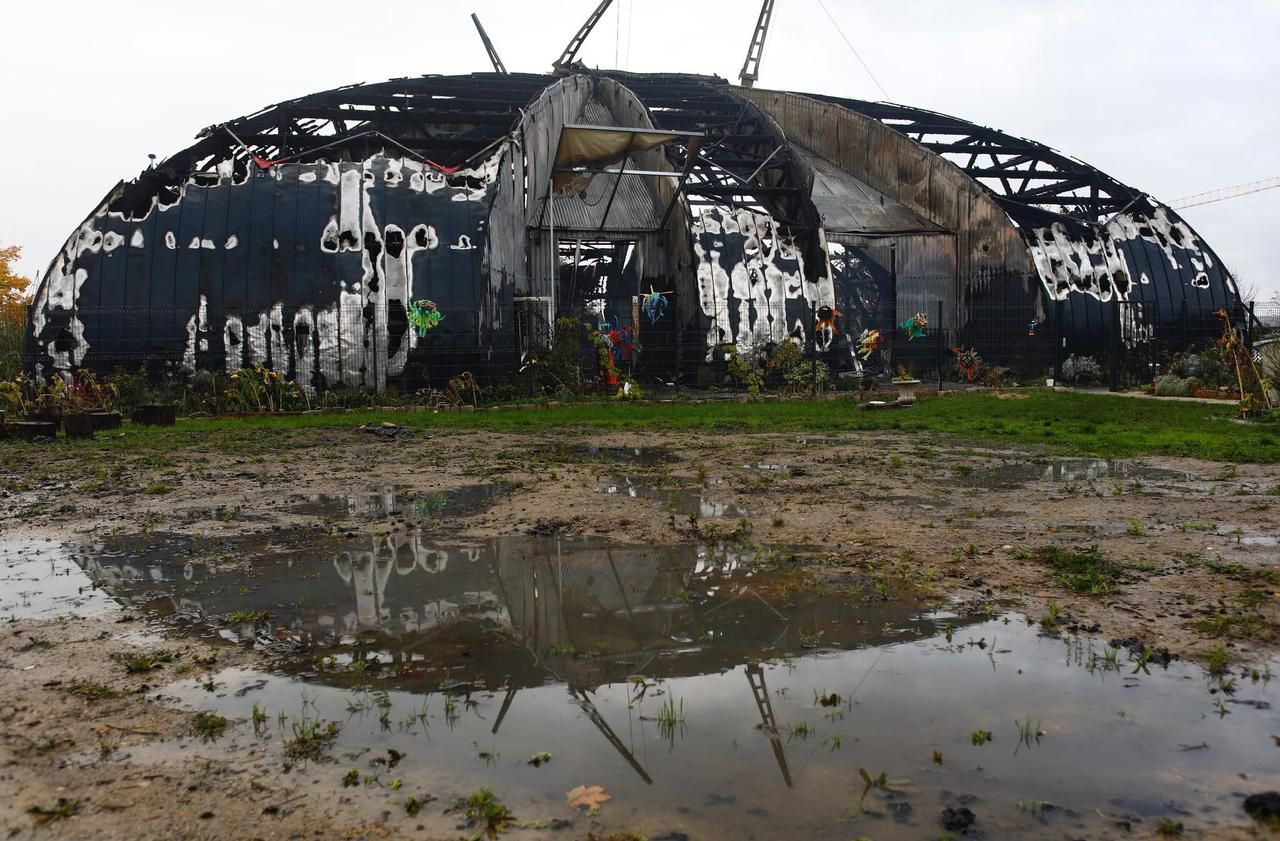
[936, 298, 944, 392]
[809, 299, 818, 397]
[887, 243, 898, 379]
[1109, 299, 1122, 391]
[1053, 297, 1064, 383]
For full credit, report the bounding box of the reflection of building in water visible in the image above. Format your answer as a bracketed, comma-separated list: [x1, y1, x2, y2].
[79, 530, 963, 788]
[78, 531, 952, 692]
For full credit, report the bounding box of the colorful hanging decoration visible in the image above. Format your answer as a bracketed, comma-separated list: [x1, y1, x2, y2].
[407, 299, 444, 336]
[953, 346, 983, 383]
[604, 325, 639, 366]
[857, 328, 882, 361]
[1027, 319, 1038, 337]
[814, 306, 841, 352]
[899, 312, 929, 341]
[641, 289, 670, 325]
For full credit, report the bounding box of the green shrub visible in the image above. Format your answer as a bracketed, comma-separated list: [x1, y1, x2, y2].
[1154, 374, 1199, 397]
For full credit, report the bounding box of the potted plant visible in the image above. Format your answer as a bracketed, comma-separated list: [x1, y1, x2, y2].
[132, 403, 177, 426]
[63, 372, 120, 438]
[26, 377, 67, 430]
[891, 365, 921, 404]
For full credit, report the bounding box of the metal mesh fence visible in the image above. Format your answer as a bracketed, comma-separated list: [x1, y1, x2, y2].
[1, 303, 25, 381]
[15, 298, 1280, 394]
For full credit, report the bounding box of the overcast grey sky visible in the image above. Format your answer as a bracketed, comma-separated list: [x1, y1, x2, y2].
[2, 0, 1277, 300]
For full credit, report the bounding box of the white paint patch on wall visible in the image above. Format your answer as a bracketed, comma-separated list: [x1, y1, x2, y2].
[691, 205, 812, 362]
[30, 152, 500, 385]
[1026, 202, 1228, 304]
[245, 312, 269, 367]
[338, 288, 364, 388]
[224, 315, 245, 370]
[316, 305, 340, 387]
[338, 169, 363, 252]
[181, 295, 209, 372]
[293, 307, 316, 394]
[382, 224, 410, 376]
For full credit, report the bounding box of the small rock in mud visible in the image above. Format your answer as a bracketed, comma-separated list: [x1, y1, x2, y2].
[888, 800, 913, 823]
[1244, 791, 1280, 824]
[941, 806, 976, 833]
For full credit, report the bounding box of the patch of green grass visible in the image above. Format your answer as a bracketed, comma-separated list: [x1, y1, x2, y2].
[191, 710, 227, 742]
[142, 481, 172, 495]
[1025, 544, 1124, 595]
[283, 717, 340, 763]
[66, 679, 120, 701]
[1156, 817, 1184, 836]
[114, 648, 180, 674]
[1204, 644, 1232, 677]
[452, 787, 512, 835]
[1196, 611, 1272, 641]
[83, 391, 1280, 464]
[970, 729, 992, 746]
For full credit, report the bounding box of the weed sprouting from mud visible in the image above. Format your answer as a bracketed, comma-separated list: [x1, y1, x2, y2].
[114, 648, 180, 674]
[452, 787, 512, 836]
[67, 679, 120, 701]
[1017, 544, 1123, 595]
[1015, 719, 1044, 753]
[283, 716, 340, 763]
[653, 695, 687, 741]
[251, 702, 268, 735]
[1204, 645, 1232, 678]
[192, 710, 227, 741]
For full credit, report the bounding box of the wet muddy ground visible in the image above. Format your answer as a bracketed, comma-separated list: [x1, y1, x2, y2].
[2, 424, 1279, 839]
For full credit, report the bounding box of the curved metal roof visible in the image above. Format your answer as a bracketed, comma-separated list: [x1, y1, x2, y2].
[115, 71, 1159, 235]
[812, 95, 1145, 227]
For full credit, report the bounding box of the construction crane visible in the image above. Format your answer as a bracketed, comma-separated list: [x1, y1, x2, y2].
[738, 0, 776, 88]
[471, 13, 508, 74]
[552, 0, 616, 74]
[1171, 176, 1280, 210]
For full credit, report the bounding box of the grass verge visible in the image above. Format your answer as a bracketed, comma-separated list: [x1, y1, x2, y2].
[17, 390, 1277, 464]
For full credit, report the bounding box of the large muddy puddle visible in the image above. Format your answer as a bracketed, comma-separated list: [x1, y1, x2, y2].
[287, 484, 510, 520]
[40, 528, 1280, 839]
[597, 477, 753, 519]
[0, 534, 117, 619]
[953, 458, 1199, 489]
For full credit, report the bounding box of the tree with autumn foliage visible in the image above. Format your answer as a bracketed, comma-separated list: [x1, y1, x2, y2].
[1, 244, 33, 379]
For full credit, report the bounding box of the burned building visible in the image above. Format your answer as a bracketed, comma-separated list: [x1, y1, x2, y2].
[25, 68, 1242, 390]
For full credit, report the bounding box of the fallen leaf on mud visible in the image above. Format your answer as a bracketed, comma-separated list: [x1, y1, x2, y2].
[566, 784, 610, 811]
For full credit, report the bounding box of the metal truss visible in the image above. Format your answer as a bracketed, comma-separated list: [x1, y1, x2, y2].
[605, 73, 813, 227]
[111, 73, 552, 217]
[111, 70, 813, 230]
[815, 95, 1144, 227]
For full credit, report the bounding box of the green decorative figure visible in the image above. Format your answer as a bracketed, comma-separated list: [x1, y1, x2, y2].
[408, 299, 444, 336]
[899, 311, 929, 341]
